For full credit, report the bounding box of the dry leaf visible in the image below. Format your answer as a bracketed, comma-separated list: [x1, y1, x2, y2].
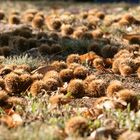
[0, 113, 23, 128]
[31, 65, 55, 75]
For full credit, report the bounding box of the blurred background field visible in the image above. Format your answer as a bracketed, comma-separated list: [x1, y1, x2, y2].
[2, 0, 140, 2]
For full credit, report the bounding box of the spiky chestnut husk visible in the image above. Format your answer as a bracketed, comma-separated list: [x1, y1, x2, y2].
[82, 107, 103, 120]
[23, 13, 34, 23]
[134, 57, 140, 70]
[32, 16, 44, 29]
[95, 11, 105, 20]
[118, 131, 140, 140]
[0, 47, 6, 55]
[45, 78, 60, 92]
[50, 44, 62, 54]
[93, 97, 124, 110]
[73, 66, 88, 79]
[4, 73, 22, 93]
[16, 64, 31, 73]
[76, 26, 88, 32]
[27, 38, 38, 49]
[0, 90, 8, 100]
[119, 64, 133, 77]
[10, 36, 29, 52]
[25, 9, 38, 15]
[92, 57, 104, 70]
[31, 73, 43, 81]
[0, 78, 5, 90]
[112, 58, 122, 74]
[87, 16, 100, 28]
[104, 58, 113, 68]
[43, 70, 59, 81]
[72, 30, 84, 39]
[122, 14, 135, 24]
[0, 10, 5, 20]
[59, 69, 74, 82]
[117, 89, 138, 110]
[36, 32, 48, 40]
[118, 19, 130, 26]
[43, 70, 62, 87]
[86, 79, 106, 97]
[61, 24, 74, 36]
[68, 63, 81, 71]
[30, 80, 47, 96]
[49, 32, 59, 41]
[92, 29, 103, 38]
[83, 74, 96, 90]
[35, 12, 44, 19]
[49, 94, 71, 106]
[8, 15, 20, 25]
[38, 44, 51, 55]
[10, 10, 20, 15]
[88, 9, 98, 15]
[80, 52, 99, 65]
[43, 70, 59, 79]
[50, 19, 62, 31]
[80, 12, 88, 19]
[0, 47, 11, 57]
[88, 42, 101, 55]
[127, 45, 140, 52]
[101, 45, 118, 58]
[46, 19, 62, 31]
[11, 27, 32, 38]
[0, 65, 14, 76]
[6, 96, 25, 106]
[0, 33, 10, 46]
[65, 116, 88, 136]
[129, 37, 140, 45]
[137, 67, 140, 78]
[66, 54, 81, 65]
[20, 74, 33, 91]
[106, 80, 124, 97]
[80, 32, 93, 40]
[59, 85, 68, 95]
[67, 79, 85, 98]
[51, 61, 67, 72]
